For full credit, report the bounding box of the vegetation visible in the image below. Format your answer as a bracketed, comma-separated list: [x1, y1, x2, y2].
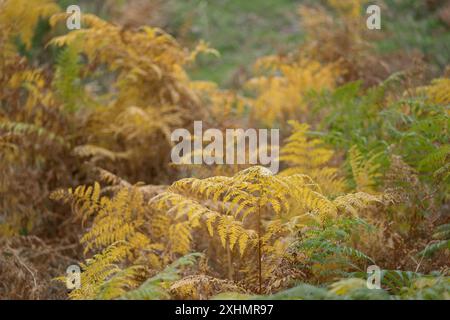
[0, 0, 448, 300]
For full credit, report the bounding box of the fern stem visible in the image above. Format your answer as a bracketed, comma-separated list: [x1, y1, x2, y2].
[226, 240, 233, 280]
[257, 200, 262, 294]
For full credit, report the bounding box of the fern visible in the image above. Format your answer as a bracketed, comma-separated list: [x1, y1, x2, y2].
[67, 243, 131, 300]
[419, 223, 450, 258]
[72, 145, 130, 163]
[150, 166, 338, 292]
[170, 274, 247, 299]
[52, 184, 170, 299]
[260, 283, 335, 300]
[417, 78, 450, 106]
[404, 276, 450, 300]
[1, 0, 449, 301]
[327, 0, 367, 19]
[418, 145, 450, 184]
[96, 265, 145, 300]
[253, 273, 449, 300]
[50, 182, 103, 222]
[280, 120, 345, 196]
[53, 44, 83, 112]
[245, 55, 340, 126]
[120, 253, 202, 300]
[0, 121, 66, 146]
[348, 145, 383, 193]
[148, 166, 390, 293]
[295, 217, 375, 280]
[0, 0, 59, 49]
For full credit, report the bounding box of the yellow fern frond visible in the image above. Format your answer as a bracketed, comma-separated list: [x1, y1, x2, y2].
[246, 57, 340, 125]
[327, 0, 368, 19]
[280, 120, 346, 195]
[169, 222, 192, 255]
[417, 78, 450, 106]
[348, 145, 383, 193]
[50, 182, 103, 221]
[333, 192, 383, 216]
[73, 145, 129, 162]
[96, 265, 145, 300]
[0, 0, 59, 49]
[69, 244, 131, 300]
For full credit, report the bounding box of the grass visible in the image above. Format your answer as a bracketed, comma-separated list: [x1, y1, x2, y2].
[53, 0, 449, 85]
[164, 0, 304, 87]
[379, 0, 450, 73]
[163, 0, 449, 86]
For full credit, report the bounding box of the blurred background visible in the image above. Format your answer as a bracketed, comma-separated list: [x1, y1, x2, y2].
[44, 0, 450, 87]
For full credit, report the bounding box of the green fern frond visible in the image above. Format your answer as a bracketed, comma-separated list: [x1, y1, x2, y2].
[260, 283, 335, 300]
[53, 43, 83, 112]
[419, 240, 450, 258]
[419, 223, 450, 258]
[348, 145, 383, 193]
[120, 253, 202, 300]
[0, 121, 66, 146]
[418, 144, 450, 172]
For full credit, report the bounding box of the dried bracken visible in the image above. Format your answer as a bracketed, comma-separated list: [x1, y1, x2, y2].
[0, 0, 448, 300]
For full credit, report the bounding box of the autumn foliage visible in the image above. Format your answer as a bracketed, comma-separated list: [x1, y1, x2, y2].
[0, 0, 449, 300]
